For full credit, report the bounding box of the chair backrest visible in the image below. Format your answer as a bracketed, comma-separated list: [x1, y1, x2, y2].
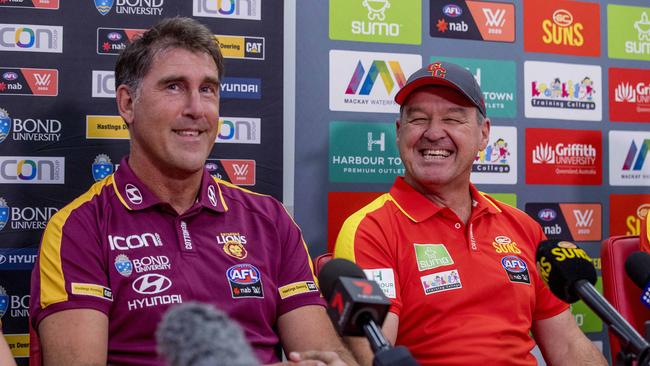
[313, 252, 333, 278]
[601, 235, 650, 361]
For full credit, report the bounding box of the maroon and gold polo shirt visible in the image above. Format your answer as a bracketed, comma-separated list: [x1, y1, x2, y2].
[30, 157, 323, 365]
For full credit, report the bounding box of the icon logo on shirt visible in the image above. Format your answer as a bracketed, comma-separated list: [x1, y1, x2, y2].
[125, 183, 143, 204]
[114, 254, 133, 277]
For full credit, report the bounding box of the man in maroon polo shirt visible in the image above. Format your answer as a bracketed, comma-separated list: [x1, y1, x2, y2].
[30, 17, 355, 366]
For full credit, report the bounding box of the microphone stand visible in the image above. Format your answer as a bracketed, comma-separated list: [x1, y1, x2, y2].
[358, 313, 419, 366]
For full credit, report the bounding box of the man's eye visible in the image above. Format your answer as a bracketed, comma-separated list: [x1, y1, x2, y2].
[167, 83, 179, 90]
[201, 85, 217, 94]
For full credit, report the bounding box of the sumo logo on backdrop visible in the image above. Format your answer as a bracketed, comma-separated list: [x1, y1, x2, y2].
[526, 128, 601, 185]
[97, 28, 145, 55]
[329, 121, 403, 183]
[523, 0, 600, 57]
[608, 4, 650, 61]
[193, 0, 261, 20]
[0, 157, 64, 184]
[94, 0, 164, 16]
[471, 126, 517, 184]
[216, 35, 264, 60]
[0, 0, 59, 9]
[430, 0, 515, 42]
[0, 24, 62, 53]
[524, 61, 601, 121]
[0, 67, 58, 96]
[329, 50, 421, 113]
[609, 68, 650, 122]
[92, 71, 116, 98]
[432, 56, 516, 118]
[609, 131, 650, 186]
[524, 203, 601, 241]
[609, 195, 650, 236]
[0, 107, 62, 144]
[329, 0, 421, 45]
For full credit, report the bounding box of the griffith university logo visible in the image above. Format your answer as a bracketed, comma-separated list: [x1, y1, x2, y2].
[0, 197, 8, 231]
[0, 108, 9, 144]
[92, 154, 114, 181]
[532, 143, 555, 164]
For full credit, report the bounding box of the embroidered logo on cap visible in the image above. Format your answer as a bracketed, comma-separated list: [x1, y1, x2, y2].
[428, 62, 447, 78]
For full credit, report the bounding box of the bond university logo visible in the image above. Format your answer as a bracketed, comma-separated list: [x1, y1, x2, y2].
[93, 0, 163, 16]
[330, 50, 421, 113]
[0, 108, 9, 143]
[430, 0, 515, 42]
[95, 0, 114, 15]
[524, 61, 601, 121]
[609, 131, 650, 186]
[194, 0, 261, 20]
[92, 154, 114, 181]
[329, 0, 421, 45]
[523, 0, 600, 57]
[525, 128, 601, 185]
[608, 5, 650, 61]
[0, 198, 8, 231]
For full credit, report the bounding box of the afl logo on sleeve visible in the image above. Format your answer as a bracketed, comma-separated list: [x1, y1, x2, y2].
[500, 256, 531, 284]
[226, 263, 264, 298]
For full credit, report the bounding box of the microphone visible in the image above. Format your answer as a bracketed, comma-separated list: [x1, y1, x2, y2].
[625, 251, 650, 309]
[318, 258, 419, 366]
[156, 302, 259, 366]
[536, 240, 650, 364]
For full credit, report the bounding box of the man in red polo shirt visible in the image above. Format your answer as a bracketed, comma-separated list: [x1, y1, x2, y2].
[334, 61, 607, 366]
[30, 17, 355, 366]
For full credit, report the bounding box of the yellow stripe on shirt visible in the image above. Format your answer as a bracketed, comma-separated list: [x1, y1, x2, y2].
[334, 193, 393, 263]
[40, 175, 114, 309]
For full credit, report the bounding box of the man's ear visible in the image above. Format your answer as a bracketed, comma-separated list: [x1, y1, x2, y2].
[479, 118, 491, 151]
[116, 85, 135, 126]
[395, 118, 401, 143]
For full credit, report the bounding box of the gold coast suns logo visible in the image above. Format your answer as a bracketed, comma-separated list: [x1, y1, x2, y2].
[216, 232, 248, 259]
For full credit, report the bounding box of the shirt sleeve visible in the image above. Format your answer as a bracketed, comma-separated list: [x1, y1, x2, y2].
[334, 205, 403, 316]
[274, 201, 325, 315]
[30, 199, 111, 329]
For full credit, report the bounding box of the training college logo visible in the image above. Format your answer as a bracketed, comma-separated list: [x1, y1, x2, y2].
[94, 0, 164, 16]
[0, 24, 63, 53]
[430, 0, 514, 42]
[471, 126, 516, 184]
[0, 67, 58, 96]
[524, 61, 601, 121]
[329, 121, 403, 183]
[434, 56, 516, 118]
[0, 0, 59, 9]
[205, 159, 255, 186]
[525, 203, 601, 241]
[92, 70, 115, 98]
[526, 128, 601, 185]
[0, 107, 62, 144]
[220, 77, 261, 100]
[610, 195, 650, 236]
[523, 0, 600, 56]
[0, 157, 64, 184]
[329, 50, 421, 113]
[609, 68, 650, 122]
[193, 0, 261, 20]
[329, 0, 421, 45]
[609, 131, 650, 186]
[97, 28, 145, 55]
[608, 5, 650, 61]
[215, 117, 260, 144]
[216, 35, 264, 60]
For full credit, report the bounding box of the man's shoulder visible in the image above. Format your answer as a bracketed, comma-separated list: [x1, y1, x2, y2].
[214, 177, 284, 216]
[50, 175, 117, 225]
[478, 191, 539, 227]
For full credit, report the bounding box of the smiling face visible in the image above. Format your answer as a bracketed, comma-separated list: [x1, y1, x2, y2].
[397, 86, 490, 194]
[118, 47, 221, 177]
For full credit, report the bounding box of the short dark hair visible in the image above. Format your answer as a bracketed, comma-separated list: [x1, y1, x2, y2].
[115, 16, 224, 96]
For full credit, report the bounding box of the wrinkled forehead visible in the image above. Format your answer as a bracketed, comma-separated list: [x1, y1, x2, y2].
[401, 86, 477, 113]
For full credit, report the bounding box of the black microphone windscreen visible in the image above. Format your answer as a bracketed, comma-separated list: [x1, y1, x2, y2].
[536, 240, 597, 303]
[318, 258, 366, 300]
[156, 302, 259, 366]
[625, 251, 650, 290]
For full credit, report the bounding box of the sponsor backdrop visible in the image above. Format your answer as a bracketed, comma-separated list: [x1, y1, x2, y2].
[0, 1, 282, 364]
[295, 0, 650, 363]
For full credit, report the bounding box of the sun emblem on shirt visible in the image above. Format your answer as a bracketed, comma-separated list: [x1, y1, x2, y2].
[223, 240, 248, 260]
